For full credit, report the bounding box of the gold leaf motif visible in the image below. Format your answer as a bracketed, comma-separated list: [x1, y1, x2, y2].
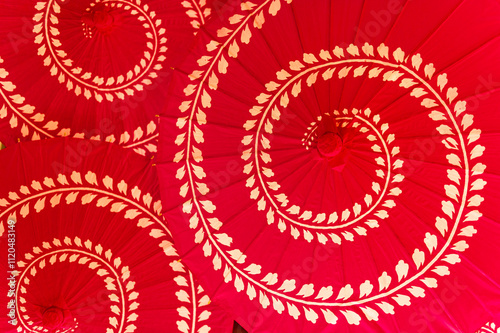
[424, 63, 435, 79]
[346, 44, 359, 56]
[336, 284, 353, 300]
[395, 260, 409, 281]
[435, 217, 448, 236]
[201, 89, 211, 108]
[377, 44, 389, 59]
[34, 197, 46, 212]
[393, 47, 405, 63]
[253, 11, 265, 29]
[332, 46, 344, 58]
[227, 41, 240, 58]
[241, 24, 252, 44]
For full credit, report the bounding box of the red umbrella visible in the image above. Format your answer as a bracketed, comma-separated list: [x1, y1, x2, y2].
[0, 0, 219, 156]
[158, 0, 500, 332]
[0, 138, 233, 332]
[477, 322, 500, 333]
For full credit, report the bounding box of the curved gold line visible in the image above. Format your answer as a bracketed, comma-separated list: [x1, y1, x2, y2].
[184, 56, 472, 307]
[303, 123, 318, 145]
[173, 0, 474, 308]
[190, 0, 205, 26]
[43, 0, 159, 92]
[254, 107, 392, 230]
[0, 88, 54, 138]
[16, 248, 127, 333]
[188, 271, 197, 333]
[0, 187, 170, 237]
[123, 132, 159, 149]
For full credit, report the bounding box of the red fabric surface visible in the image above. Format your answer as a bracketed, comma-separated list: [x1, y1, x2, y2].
[158, 0, 500, 332]
[0, 0, 219, 156]
[0, 138, 233, 332]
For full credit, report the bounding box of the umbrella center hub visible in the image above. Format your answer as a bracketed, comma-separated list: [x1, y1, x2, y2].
[82, 4, 116, 37]
[317, 132, 343, 157]
[42, 306, 65, 329]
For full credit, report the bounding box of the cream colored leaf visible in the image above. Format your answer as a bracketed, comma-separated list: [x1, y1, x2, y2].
[245, 263, 261, 275]
[471, 179, 487, 191]
[412, 54, 422, 70]
[424, 233, 438, 253]
[447, 169, 461, 184]
[269, 0, 281, 16]
[459, 225, 477, 237]
[361, 306, 379, 321]
[346, 44, 359, 56]
[377, 302, 395, 314]
[332, 46, 344, 58]
[445, 184, 459, 201]
[321, 309, 338, 324]
[429, 110, 446, 121]
[395, 260, 409, 282]
[253, 11, 265, 29]
[287, 303, 300, 319]
[378, 271, 391, 291]
[452, 240, 469, 252]
[228, 41, 239, 58]
[259, 291, 270, 308]
[442, 200, 455, 219]
[304, 307, 319, 323]
[297, 283, 314, 297]
[359, 280, 373, 297]
[34, 197, 45, 212]
[214, 233, 232, 246]
[336, 284, 353, 300]
[454, 100, 467, 116]
[412, 249, 425, 269]
[435, 217, 448, 236]
[437, 73, 448, 91]
[432, 266, 450, 276]
[446, 154, 461, 167]
[212, 254, 222, 270]
[341, 310, 362, 325]
[65, 192, 78, 204]
[468, 129, 481, 145]
[447, 87, 458, 103]
[424, 63, 435, 79]
[377, 43, 389, 59]
[464, 210, 482, 222]
[471, 145, 485, 159]
[393, 294, 411, 306]
[234, 275, 245, 292]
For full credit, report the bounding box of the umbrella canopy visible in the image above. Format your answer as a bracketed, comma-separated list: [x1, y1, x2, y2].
[0, 0, 219, 156]
[0, 138, 233, 332]
[158, 0, 500, 332]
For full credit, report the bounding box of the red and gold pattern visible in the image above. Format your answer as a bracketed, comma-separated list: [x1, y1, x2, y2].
[0, 0, 219, 156]
[0, 138, 233, 333]
[159, 0, 500, 332]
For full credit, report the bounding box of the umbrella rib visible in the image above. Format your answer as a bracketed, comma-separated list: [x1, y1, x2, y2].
[403, 1, 466, 56]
